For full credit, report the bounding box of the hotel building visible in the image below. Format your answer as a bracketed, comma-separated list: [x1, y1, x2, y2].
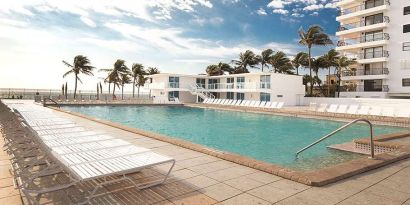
[336, 0, 410, 98]
[144, 73, 305, 106]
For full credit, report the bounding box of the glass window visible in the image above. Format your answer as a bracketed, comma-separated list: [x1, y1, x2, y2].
[365, 13, 383, 26]
[226, 77, 234, 89]
[260, 93, 270, 101]
[404, 42, 410, 51]
[403, 78, 410, 87]
[208, 79, 219, 89]
[404, 24, 410, 33]
[364, 46, 383, 59]
[365, 0, 383, 9]
[227, 92, 234, 99]
[260, 75, 271, 89]
[169, 76, 179, 88]
[364, 80, 382, 91]
[168, 91, 179, 100]
[236, 77, 245, 89]
[404, 6, 410, 15]
[364, 30, 383, 42]
[196, 78, 205, 88]
[236, 93, 244, 100]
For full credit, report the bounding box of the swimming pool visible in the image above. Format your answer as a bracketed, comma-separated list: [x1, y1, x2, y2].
[62, 105, 406, 171]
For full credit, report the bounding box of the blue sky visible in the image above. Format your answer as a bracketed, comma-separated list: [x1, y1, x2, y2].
[0, 0, 340, 90]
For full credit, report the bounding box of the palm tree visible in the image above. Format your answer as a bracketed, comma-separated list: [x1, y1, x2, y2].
[298, 25, 333, 95]
[131, 63, 145, 98]
[302, 75, 311, 94]
[147, 67, 160, 75]
[206, 62, 233, 76]
[335, 56, 356, 97]
[62, 55, 94, 99]
[292, 52, 308, 75]
[119, 73, 132, 100]
[232, 50, 258, 73]
[256, 49, 274, 72]
[269, 51, 292, 73]
[136, 74, 147, 97]
[100, 59, 130, 99]
[320, 49, 339, 97]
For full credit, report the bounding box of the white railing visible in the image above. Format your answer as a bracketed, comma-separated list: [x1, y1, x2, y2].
[145, 82, 272, 91]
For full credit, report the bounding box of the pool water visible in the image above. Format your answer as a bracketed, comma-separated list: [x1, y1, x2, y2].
[62, 105, 406, 171]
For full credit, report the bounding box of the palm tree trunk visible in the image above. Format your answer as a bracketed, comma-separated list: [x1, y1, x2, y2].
[132, 77, 136, 98]
[108, 83, 111, 94]
[121, 85, 124, 100]
[308, 47, 313, 96]
[74, 73, 78, 99]
[137, 86, 140, 97]
[296, 66, 299, 75]
[112, 85, 116, 99]
[261, 64, 264, 72]
[328, 67, 331, 97]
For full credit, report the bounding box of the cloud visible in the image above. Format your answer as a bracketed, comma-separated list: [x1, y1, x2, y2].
[190, 17, 224, 26]
[265, 0, 338, 16]
[267, 0, 288, 9]
[80, 16, 96, 28]
[272, 9, 289, 15]
[256, 8, 267, 16]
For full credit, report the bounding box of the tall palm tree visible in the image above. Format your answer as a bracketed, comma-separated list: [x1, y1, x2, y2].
[292, 52, 308, 75]
[232, 50, 258, 73]
[119, 73, 132, 100]
[100, 59, 130, 99]
[256, 49, 274, 72]
[269, 51, 291, 73]
[136, 74, 147, 97]
[206, 62, 233, 76]
[147, 67, 160, 75]
[131, 63, 145, 98]
[335, 56, 356, 97]
[298, 25, 333, 95]
[320, 49, 339, 97]
[62, 55, 94, 99]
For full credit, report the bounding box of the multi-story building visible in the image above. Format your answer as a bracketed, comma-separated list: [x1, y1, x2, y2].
[336, 0, 410, 98]
[144, 73, 305, 105]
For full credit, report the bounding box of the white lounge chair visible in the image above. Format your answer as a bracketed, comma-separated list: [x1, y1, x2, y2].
[219, 99, 227, 105]
[252, 101, 261, 107]
[230, 100, 237, 105]
[244, 100, 252, 107]
[235, 100, 242, 106]
[336, 104, 348, 114]
[369, 106, 382, 116]
[346, 105, 359, 115]
[240, 100, 248, 106]
[264, 102, 272, 108]
[327, 104, 339, 113]
[309, 102, 318, 111]
[203, 98, 209, 103]
[258, 101, 266, 108]
[317, 104, 328, 112]
[357, 105, 371, 115]
[397, 109, 410, 118]
[269, 102, 278, 109]
[276, 102, 284, 109]
[214, 99, 221, 104]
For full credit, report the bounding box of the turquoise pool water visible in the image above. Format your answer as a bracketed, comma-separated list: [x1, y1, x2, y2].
[62, 105, 406, 171]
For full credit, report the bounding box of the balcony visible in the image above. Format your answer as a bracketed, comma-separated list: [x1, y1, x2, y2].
[357, 50, 389, 64]
[336, 16, 389, 36]
[337, 1, 390, 21]
[340, 85, 389, 92]
[207, 82, 271, 90]
[342, 68, 389, 77]
[336, 33, 389, 51]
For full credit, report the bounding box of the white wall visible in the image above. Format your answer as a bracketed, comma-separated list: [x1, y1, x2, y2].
[301, 97, 410, 108]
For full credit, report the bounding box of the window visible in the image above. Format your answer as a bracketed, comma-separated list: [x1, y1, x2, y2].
[365, 0, 383, 9]
[208, 79, 219, 89]
[403, 78, 410, 87]
[404, 6, 410, 15]
[169, 76, 179, 88]
[404, 42, 410, 51]
[236, 77, 245, 89]
[363, 30, 383, 42]
[236, 93, 244, 100]
[227, 92, 234, 99]
[363, 46, 383, 59]
[365, 13, 383, 26]
[260, 75, 271, 89]
[226, 77, 234, 89]
[404, 24, 410, 33]
[260, 93, 270, 102]
[196, 78, 205, 88]
[364, 80, 382, 91]
[168, 91, 179, 100]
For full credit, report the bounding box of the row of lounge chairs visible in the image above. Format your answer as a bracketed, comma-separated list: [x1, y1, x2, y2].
[0, 101, 175, 204]
[310, 102, 410, 118]
[203, 98, 285, 109]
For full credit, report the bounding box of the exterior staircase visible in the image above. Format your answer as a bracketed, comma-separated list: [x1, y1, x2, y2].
[189, 84, 215, 101]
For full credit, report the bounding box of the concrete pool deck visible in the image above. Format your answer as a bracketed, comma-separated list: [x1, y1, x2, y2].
[1, 107, 410, 204]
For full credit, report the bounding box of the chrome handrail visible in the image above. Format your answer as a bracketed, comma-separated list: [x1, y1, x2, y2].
[295, 119, 375, 159]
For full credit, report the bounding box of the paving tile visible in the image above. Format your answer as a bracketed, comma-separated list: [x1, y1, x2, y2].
[199, 183, 242, 202]
[151, 199, 175, 205]
[244, 171, 282, 184]
[204, 166, 256, 182]
[247, 182, 308, 204]
[269, 179, 310, 192]
[183, 175, 219, 189]
[188, 160, 238, 174]
[0, 185, 20, 198]
[218, 193, 270, 205]
[0, 195, 22, 205]
[360, 184, 409, 203]
[316, 179, 371, 198]
[0, 160, 10, 166]
[0, 178, 14, 188]
[170, 169, 200, 181]
[224, 176, 265, 191]
[177, 156, 221, 168]
[337, 190, 404, 205]
[169, 191, 218, 205]
[280, 188, 346, 205]
[0, 165, 12, 179]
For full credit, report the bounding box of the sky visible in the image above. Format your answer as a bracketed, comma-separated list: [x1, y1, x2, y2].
[0, 0, 341, 91]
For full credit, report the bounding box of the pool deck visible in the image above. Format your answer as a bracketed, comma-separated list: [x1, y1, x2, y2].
[1, 108, 410, 204]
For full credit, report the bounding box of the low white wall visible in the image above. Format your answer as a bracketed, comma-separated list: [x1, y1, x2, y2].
[301, 97, 410, 108]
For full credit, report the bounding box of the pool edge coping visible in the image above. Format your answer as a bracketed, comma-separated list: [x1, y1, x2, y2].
[50, 106, 410, 187]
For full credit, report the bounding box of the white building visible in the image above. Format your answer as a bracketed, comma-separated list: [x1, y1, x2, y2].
[144, 73, 305, 106]
[336, 0, 410, 98]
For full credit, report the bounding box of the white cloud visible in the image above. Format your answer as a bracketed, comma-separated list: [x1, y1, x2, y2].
[267, 0, 288, 9]
[303, 4, 324, 11]
[256, 8, 267, 16]
[272, 9, 289, 15]
[80, 16, 96, 28]
[190, 17, 224, 26]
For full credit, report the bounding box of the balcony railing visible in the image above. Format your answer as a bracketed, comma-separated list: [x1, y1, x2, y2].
[340, 85, 389, 92]
[358, 50, 389, 59]
[338, 0, 390, 16]
[168, 82, 179, 88]
[337, 33, 389, 47]
[342, 68, 389, 77]
[338, 16, 390, 31]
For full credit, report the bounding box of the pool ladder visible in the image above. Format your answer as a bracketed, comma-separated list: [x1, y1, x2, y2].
[295, 119, 375, 159]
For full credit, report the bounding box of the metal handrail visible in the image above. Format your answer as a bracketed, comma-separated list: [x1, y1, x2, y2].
[295, 119, 374, 159]
[43, 97, 60, 108]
